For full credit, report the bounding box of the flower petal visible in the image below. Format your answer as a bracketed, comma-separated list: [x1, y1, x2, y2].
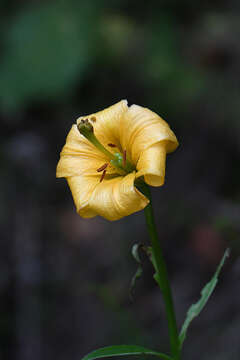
[89, 172, 149, 221]
[136, 142, 167, 186]
[76, 100, 128, 150]
[67, 175, 99, 218]
[57, 125, 116, 178]
[120, 104, 179, 165]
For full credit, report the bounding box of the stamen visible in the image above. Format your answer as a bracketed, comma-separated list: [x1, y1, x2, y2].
[97, 163, 108, 172]
[90, 116, 96, 122]
[123, 150, 127, 167]
[77, 120, 135, 174]
[100, 169, 106, 182]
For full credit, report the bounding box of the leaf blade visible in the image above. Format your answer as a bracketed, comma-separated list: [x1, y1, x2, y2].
[179, 248, 230, 347]
[81, 345, 172, 360]
[129, 244, 144, 299]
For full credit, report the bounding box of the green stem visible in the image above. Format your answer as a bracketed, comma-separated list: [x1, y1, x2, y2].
[140, 184, 180, 360]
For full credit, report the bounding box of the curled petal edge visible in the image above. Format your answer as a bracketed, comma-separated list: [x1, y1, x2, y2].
[136, 142, 168, 187]
[67, 172, 149, 221]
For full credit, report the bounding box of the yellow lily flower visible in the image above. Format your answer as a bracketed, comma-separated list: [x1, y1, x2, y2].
[56, 100, 178, 221]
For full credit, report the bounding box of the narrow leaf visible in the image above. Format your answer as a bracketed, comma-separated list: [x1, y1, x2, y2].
[81, 345, 172, 360]
[132, 244, 141, 263]
[179, 248, 230, 347]
[129, 244, 144, 299]
[146, 247, 163, 290]
[130, 267, 143, 299]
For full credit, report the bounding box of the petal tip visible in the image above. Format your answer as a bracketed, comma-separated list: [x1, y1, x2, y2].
[121, 99, 128, 107]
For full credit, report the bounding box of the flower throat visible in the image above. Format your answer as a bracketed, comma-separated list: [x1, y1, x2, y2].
[77, 119, 135, 181]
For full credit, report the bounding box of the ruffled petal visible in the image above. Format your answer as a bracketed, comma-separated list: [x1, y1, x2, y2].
[76, 100, 128, 151]
[136, 142, 167, 186]
[67, 175, 99, 218]
[56, 125, 116, 178]
[120, 104, 179, 165]
[89, 172, 149, 221]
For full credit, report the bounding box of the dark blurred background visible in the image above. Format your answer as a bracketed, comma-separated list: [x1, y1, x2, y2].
[1, 0, 240, 359]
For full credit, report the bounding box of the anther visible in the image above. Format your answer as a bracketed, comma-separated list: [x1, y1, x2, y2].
[97, 163, 108, 172]
[90, 116, 96, 122]
[123, 150, 127, 167]
[108, 143, 117, 148]
[100, 169, 106, 182]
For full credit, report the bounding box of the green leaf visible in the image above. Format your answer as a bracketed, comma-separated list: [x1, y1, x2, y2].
[132, 244, 142, 263]
[145, 246, 163, 290]
[130, 267, 143, 298]
[81, 345, 172, 360]
[129, 244, 144, 299]
[179, 248, 230, 347]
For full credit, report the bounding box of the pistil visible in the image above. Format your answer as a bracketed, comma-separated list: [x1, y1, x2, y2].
[78, 119, 115, 161]
[77, 119, 135, 174]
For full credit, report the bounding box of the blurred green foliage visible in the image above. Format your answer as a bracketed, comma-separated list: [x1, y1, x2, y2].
[0, 0, 205, 113]
[0, 1, 101, 110]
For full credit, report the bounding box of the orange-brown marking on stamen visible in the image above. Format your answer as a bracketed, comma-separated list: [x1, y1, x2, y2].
[123, 150, 126, 167]
[90, 116, 96, 122]
[108, 143, 117, 148]
[100, 169, 106, 182]
[97, 163, 108, 172]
